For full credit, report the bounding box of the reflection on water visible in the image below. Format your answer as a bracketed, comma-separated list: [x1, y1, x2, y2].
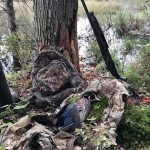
[77, 17, 138, 68]
[77, 17, 91, 56]
[0, 17, 148, 72]
[0, 36, 13, 72]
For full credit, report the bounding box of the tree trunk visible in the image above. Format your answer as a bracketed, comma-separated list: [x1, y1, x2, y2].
[0, 62, 13, 107]
[33, 0, 79, 70]
[5, 0, 21, 71]
[5, 0, 17, 34]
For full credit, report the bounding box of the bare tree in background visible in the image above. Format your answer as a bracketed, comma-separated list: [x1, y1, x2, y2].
[34, 0, 79, 70]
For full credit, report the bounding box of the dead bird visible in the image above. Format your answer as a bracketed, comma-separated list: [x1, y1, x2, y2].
[76, 91, 99, 122]
[56, 91, 99, 132]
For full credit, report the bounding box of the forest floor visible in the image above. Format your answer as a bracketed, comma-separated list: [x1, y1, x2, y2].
[0, 0, 150, 149]
[0, 64, 150, 149]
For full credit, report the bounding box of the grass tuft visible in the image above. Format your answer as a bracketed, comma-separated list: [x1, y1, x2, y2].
[78, 0, 120, 16]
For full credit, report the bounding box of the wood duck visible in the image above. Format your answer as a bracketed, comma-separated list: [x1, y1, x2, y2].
[76, 91, 98, 122]
[56, 91, 98, 132]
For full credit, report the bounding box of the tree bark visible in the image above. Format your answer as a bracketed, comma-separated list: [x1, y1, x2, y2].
[0, 62, 13, 107]
[33, 0, 79, 70]
[5, 0, 17, 34]
[5, 0, 21, 71]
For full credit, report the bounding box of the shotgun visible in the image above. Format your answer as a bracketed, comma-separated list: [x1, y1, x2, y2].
[81, 0, 123, 80]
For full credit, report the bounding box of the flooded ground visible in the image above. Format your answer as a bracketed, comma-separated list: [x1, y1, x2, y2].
[77, 17, 138, 69]
[0, 16, 149, 72]
[0, 36, 13, 72]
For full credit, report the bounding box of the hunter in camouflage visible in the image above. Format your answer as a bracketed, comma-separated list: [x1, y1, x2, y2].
[32, 45, 87, 107]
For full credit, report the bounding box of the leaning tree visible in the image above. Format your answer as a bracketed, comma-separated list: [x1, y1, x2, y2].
[33, 0, 79, 70]
[0, 62, 13, 107]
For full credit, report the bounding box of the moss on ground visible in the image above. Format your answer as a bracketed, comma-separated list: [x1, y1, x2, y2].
[87, 96, 108, 123]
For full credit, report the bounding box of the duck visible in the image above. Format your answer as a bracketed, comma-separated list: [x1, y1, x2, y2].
[76, 91, 99, 122]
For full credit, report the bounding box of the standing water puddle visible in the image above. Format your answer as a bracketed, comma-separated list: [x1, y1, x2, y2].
[77, 17, 138, 69]
[0, 17, 145, 72]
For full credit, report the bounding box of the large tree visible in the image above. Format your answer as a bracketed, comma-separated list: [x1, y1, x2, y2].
[33, 0, 79, 70]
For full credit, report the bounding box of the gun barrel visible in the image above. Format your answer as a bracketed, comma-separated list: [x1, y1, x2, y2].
[80, 0, 122, 79]
[81, 0, 89, 17]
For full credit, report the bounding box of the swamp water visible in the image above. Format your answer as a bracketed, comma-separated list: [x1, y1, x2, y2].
[0, 17, 149, 72]
[77, 17, 139, 70]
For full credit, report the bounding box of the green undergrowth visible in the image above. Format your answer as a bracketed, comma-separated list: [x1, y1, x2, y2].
[2, 33, 34, 69]
[6, 71, 21, 90]
[116, 104, 150, 149]
[78, 0, 120, 17]
[0, 106, 14, 121]
[70, 95, 80, 103]
[114, 10, 145, 36]
[0, 145, 6, 150]
[124, 44, 150, 92]
[0, 100, 30, 132]
[87, 96, 108, 123]
[6, 65, 32, 92]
